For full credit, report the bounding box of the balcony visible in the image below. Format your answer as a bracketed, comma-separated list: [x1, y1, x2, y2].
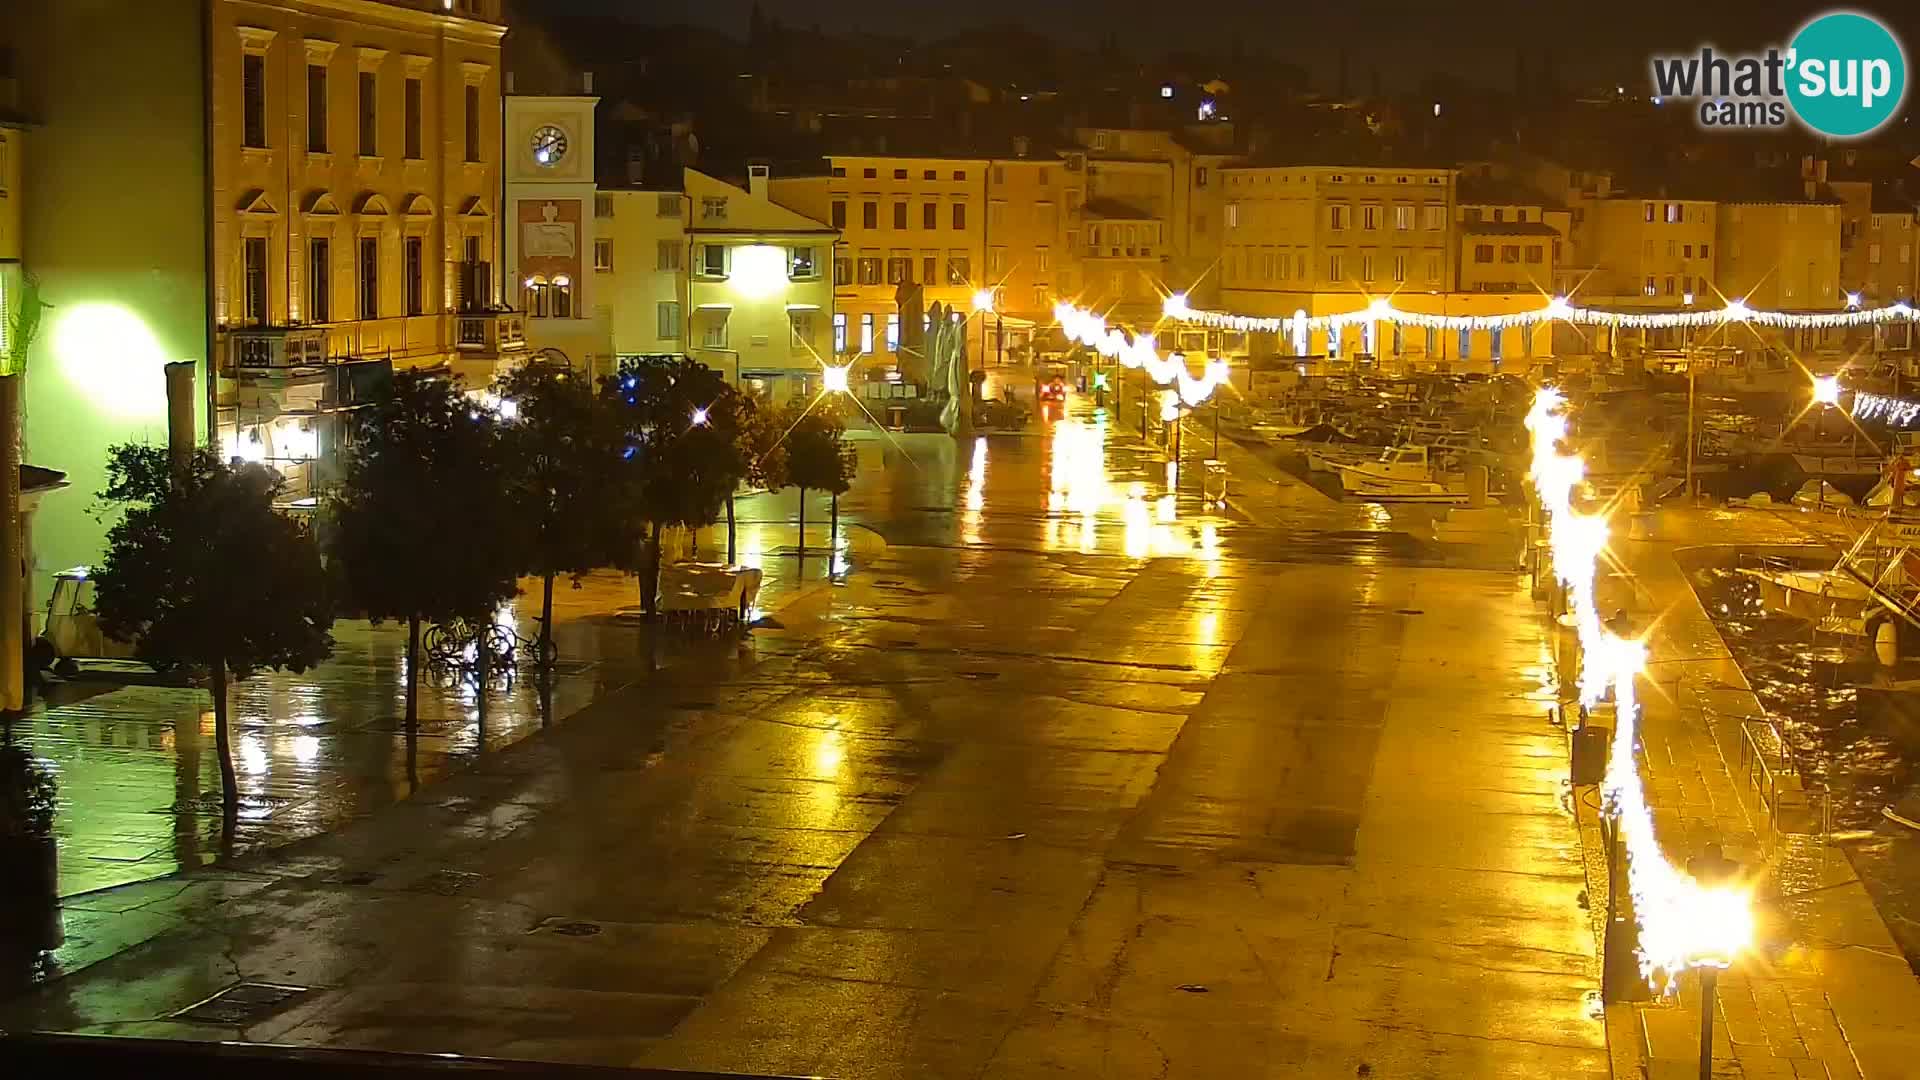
[455, 311, 527, 357]
[227, 325, 328, 371]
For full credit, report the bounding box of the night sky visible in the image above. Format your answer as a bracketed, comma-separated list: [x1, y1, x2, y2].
[532, 0, 1920, 92]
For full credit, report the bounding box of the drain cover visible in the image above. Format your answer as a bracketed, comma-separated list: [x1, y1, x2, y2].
[174, 981, 309, 1025]
[551, 921, 603, 937]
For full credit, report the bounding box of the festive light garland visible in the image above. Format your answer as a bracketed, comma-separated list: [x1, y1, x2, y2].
[1054, 302, 1234, 407]
[1526, 390, 1753, 993]
[1165, 292, 1918, 335]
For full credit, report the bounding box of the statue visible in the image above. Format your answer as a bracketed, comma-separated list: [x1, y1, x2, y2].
[944, 315, 972, 437]
[925, 301, 951, 396]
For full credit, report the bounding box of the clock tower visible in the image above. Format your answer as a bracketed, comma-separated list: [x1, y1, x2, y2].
[504, 80, 603, 371]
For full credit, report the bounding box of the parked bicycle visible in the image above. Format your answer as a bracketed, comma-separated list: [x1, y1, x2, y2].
[422, 616, 517, 685]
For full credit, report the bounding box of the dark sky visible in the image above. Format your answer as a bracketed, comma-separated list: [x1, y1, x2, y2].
[532, 1, 1919, 92]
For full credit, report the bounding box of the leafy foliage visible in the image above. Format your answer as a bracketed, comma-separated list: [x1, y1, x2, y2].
[782, 397, 857, 497]
[496, 365, 622, 582]
[734, 392, 787, 495]
[92, 443, 335, 809]
[0, 744, 57, 839]
[606, 358, 749, 536]
[328, 370, 524, 719]
[329, 369, 525, 627]
[603, 358, 752, 611]
[93, 444, 334, 680]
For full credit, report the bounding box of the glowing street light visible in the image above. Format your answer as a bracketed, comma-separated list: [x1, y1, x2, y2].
[1812, 374, 1841, 407]
[971, 288, 995, 314]
[691, 406, 709, 426]
[822, 363, 851, 395]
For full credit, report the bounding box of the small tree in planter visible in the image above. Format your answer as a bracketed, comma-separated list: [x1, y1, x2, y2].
[727, 393, 787, 564]
[493, 365, 620, 667]
[780, 397, 858, 575]
[603, 358, 749, 616]
[0, 739, 60, 954]
[329, 370, 524, 728]
[92, 445, 335, 812]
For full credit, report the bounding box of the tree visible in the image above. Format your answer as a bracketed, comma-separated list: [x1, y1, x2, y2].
[779, 397, 857, 574]
[92, 445, 334, 811]
[603, 358, 750, 616]
[329, 370, 523, 728]
[727, 392, 787, 564]
[494, 365, 619, 664]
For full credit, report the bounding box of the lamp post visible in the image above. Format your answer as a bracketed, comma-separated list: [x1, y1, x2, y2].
[821, 362, 852, 581]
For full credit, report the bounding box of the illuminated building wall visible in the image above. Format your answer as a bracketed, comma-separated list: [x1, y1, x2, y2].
[204, 0, 505, 364]
[600, 188, 688, 359]
[682, 168, 837, 401]
[1584, 197, 1718, 307]
[773, 155, 989, 367]
[10, 0, 210, 606]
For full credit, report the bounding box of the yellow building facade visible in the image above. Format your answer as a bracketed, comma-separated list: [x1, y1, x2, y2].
[772, 155, 990, 370]
[209, 0, 506, 357]
[601, 187, 691, 360]
[208, 0, 512, 498]
[682, 167, 837, 401]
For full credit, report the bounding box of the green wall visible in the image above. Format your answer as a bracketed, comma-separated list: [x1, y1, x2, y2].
[14, 0, 209, 605]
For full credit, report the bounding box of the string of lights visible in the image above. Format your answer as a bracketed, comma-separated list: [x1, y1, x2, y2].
[1053, 302, 1234, 408]
[1163, 292, 1918, 335]
[1525, 390, 1752, 993]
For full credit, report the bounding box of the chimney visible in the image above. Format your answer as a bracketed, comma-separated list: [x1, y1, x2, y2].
[504, 71, 516, 94]
[1012, 135, 1030, 158]
[583, 71, 594, 95]
[748, 163, 770, 200]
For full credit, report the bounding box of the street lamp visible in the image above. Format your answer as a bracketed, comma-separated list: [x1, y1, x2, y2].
[1812, 374, 1841, 408]
[691, 406, 709, 427]
[821, 362, 851, 395]
[971, 288, 1004, 368]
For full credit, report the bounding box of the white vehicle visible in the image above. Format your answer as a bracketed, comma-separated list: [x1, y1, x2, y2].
[37, 566, 141, 677]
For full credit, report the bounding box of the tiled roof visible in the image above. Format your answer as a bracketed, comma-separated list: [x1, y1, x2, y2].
[1462, 221, 1562, 237]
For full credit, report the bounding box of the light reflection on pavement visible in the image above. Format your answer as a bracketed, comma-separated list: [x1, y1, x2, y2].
[0, 382, 1609, 1078]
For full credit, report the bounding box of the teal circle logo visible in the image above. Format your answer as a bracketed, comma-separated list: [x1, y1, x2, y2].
[1786, 12, 1906, 138]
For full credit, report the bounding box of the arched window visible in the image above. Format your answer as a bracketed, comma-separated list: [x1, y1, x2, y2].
[523, 276, 549, 317]
[551, 275, 573, 319]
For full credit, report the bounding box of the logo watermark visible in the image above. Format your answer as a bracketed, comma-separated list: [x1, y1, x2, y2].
[1649, 10, 1906, 138]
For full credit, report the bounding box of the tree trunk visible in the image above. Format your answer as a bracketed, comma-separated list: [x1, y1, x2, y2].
[211, 659, 237, 813]
[727, 493, 737, 564]
[797, 486, 807, 579]
[642, 522, 662, 619]
[540, 570, 556, 665]
[830, 490, 840, 580]
[405, 614, 421, 732]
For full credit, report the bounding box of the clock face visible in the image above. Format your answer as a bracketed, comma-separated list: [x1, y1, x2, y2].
[531, 125, 569, 167]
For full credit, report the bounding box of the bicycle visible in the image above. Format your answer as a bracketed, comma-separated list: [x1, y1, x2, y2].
[422, 617, 517, 684]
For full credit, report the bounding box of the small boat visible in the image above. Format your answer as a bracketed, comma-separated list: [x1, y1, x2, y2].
[1333, 445, 1471, 505]
[1736, 560, 1873, 631]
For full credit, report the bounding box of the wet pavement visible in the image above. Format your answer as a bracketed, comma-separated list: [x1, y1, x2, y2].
[12, 529, 841, 901]
[2, 394, 1604, 1077]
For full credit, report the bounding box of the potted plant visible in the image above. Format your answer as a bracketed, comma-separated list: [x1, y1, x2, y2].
[0, 740, 62, 955]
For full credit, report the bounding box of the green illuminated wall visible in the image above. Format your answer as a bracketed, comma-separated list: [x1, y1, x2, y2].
[13, 0, 209, 605]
